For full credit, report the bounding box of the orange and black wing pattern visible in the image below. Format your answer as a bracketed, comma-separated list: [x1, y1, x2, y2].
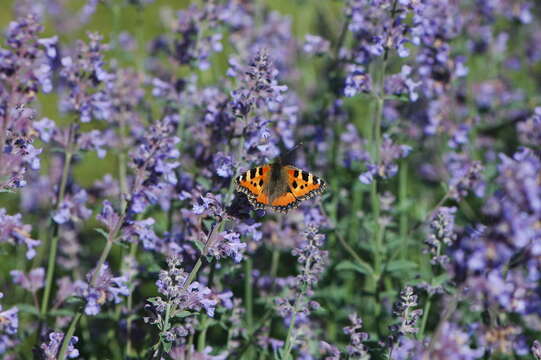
[285, 166, 327, 202]
[234, 165, 271, 208]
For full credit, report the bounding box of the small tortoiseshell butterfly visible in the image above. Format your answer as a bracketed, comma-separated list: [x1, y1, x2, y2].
[234, 159, 327, 213]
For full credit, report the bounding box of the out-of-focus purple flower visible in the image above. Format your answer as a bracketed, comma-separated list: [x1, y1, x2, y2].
[0, 208, 40, 259]
[128, 118, 180, 214]
[192, 193, 225, 218]
[360, 135, 411, 184]
[59, 32, 113, 122]
[213, 152, 234, 178]
[53, 189, 92, 224]
[230, 49, 288, 117]
[33, 117, 56, 143]
[320, 341, 340, 360]
[422, 322, 484, 360]
[96, 200, 121, 233]
[344, 65, 372, 97]
[121, 218, 160, 251]
[303, 35, 330, 56]
[207, 230, 246, 263]
[76, 264, 129, 316]
[532, 340, 541, 360]
[343, 313, 369, 359]
[0, 293, 19, 354]
[385, 65, 421, 101]
[517, 107, 541, 146]
[40, 331, 79, 359]
[444, 152, 484, 200]
[10, 267, 44, 293]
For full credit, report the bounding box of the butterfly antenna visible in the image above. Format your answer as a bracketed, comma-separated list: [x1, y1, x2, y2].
[285, 142, 304, 156]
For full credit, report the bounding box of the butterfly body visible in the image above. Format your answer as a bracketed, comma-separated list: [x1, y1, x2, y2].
[234, 161, 326, 213]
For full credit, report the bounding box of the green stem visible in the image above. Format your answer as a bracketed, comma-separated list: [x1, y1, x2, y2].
[245, 257, 254, 330]
[282, 298, 300, 360]
[57, 312, 82, 359]
[399, 160, 408, 259]
[40, 149, 73, 317]
[125, 241, 139, 357]
[418, 295, 432, 339]
[197, 316, 208, 352]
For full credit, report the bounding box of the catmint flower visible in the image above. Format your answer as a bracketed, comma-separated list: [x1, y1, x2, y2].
[425, 207, 457, 266]
[0, 293, 18, 354]
[76, 264, 129, 316]
[390, 287, 423, 340]
[207, 230, 246, 263]
[444, 152, 484, 200]
[96, 200, 121, 233]
[213, 152, 234, 178]
[360, 135, 411, 184]
[320, 341, 340, 360]
[33, 117, 56, 143]
[422, 322, 484, 360]
[303, 34, 330, 56]
[128, 119, 180, 214]
[385, 65, 421, 101]
[59, 32, 113, 122]
[230, 49, 288, 117]
[532, 340, 541, 360]
[517, 107, 541, 146]
[40, 331, 79, 359]
[0, 208, 40, 259]
[344, 65, 372, 97]
[10, 267, 44, 293]
[53, 189, 92, 224]
[154, 256, 217, 317]
[121, 218, 160, 251]
[343, 313, 369, 359]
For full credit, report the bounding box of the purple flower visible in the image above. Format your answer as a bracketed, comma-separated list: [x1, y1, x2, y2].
[0, 208, 40, 259]
[533, 340, 541, 360]
[53, 189, 92, 224]
[303, 35, 330, 56]
[390, 286, 423, 341]
[343, 313, 369, 358]
[40, 331, 79, 359]
[385, 65, 421, 101]
[213, 152, 234, 178]
[360, 135, 411, 184]
[10, 267, 45, 293]
[207, 230, 247, 263]
[444, 152, 484, 200]
[76, 264, 129, 316]
[230, 49, 288, 117]
[154, 256, 217, 317]
[121, 218, 160, 251]
[517, 107, 541, 146]
[425, 207, 457, 266]
[344, 65, 372, 97]
[0, 293, 18, 354]
[96, 200, 121, 233]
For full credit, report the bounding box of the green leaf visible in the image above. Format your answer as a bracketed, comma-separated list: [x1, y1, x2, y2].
[174, 310, 192, 318]
[336, 260, 373, 275]
[16, 304, 40, 316]
[162, 339, 172, 353]
[49, 309, 76, 317]
[94, 228, 109, 240]
[386, 260, 418, 273]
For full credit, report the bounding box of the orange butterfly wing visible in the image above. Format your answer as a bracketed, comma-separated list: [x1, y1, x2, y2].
[234, 165, 271, 207]
[234, 164, 327, 213]
[285, 166, 327, 201]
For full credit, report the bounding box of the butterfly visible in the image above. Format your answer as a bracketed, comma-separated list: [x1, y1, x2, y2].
[234, 161, 327, 213]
